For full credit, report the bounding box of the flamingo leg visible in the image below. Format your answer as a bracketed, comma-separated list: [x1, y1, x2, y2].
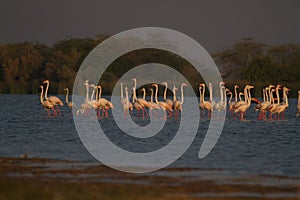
[258, 111, 263, 120]
[269, 113, 273, 120]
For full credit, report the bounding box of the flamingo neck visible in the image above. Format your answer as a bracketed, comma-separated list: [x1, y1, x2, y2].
[142, 89, 146, 100]
[247, 88, 252, 106]
[96, 87, 99, 101]
[65, 89, 69, 104]
[234, 86, 238, 102]
[228, 93, 232, 104]
[40, 87, 44, 104]
[262, 89, 266, 102]
[276, 88, 280, 105]
[239, 93, 244, 101]
[120, 83, 124, 99]
[150, 90, 153, 103]
[209, 84, 213, 102]
[45, 81, 49, 100]
[154, 85, 159, 104]
[180, 84, 185, 104]
[298, 92, 300, 104]
[199, 87, 202, 103]
[85, 84, 89, 102]
[265, 88, 269, 102]
[125, 88, 129, 103]
[91, 88, 95, 101]
[284, 90, 289, 106]
[223, 88, 227, 107]
[133, 79, 137, 89]
[244, 86, 248, 103]
[201, 85, 205, 102]
[163, 83, 167, 100]
[132, 88, 137, 102]
[99, 87, 102, 99]
[220, 86, 223, 105]
[173, 88, 177, 101]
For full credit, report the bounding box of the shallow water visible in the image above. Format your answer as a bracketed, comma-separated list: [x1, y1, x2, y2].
[0, 94, 299, 178]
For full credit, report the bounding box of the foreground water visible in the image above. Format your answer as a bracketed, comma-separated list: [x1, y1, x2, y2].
[0, 94, 299, 178]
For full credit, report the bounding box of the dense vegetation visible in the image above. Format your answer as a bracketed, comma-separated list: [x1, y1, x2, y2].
[0, 36, 299, 96]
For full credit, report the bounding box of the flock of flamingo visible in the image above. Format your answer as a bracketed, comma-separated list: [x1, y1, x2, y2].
[39, 79, 300, 121]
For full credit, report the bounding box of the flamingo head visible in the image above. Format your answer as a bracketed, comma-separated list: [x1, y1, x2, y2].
[219, 81, 225, 86]
[64, 88, 68, 91]
[235, 85, 239, 89]
[84, 80, 89, 86]
[181, 83, 187, 87]
[161, 82, 167, 86]
[42, 80, 49, 84]
[151, 83, 158, 87]
[199, 83, 205, 87]
[284, 87, 291, 93]
[276, 84, 282, 89]
[225, 88, 231, 93]
[89, 84, 96, 88]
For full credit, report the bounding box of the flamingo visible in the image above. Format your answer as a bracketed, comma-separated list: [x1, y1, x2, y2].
[161, 82, 173, 107]
[121, 83, 133, 117]
[80, 80, 92, 110]
[97, 85, 114, 117]
[199, 83, 213, 117]
[228, 85, 239, 113]
[234, 85, 254, 120]
[226, 89, 232, 111]
[274, 87, 290, 119]
[132, 87, 147, 118]
[297, 91, 300, 117]
[123, 87, 133, 117]
[152, 84, 172, 118]
[199, 85, 204, 111]
[43, 80, 64, 115]
[256, 85, 274, 120]
[64, 88, 76, 109]
[132, 78, 151, 113]
[148, 88, 161, 117]
[172, 83, 187, 118]
[172, 86, 181, 117]
[39, 85, 56, 117]
[89, 84, 101, 109]
[120, 82, 127, 105]
[234, 85, 249, 109]
[213, 82, 226, 111]
[267, 84, 281, 120]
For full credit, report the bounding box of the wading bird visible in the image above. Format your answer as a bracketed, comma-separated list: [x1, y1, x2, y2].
[43, 80, 64, 115]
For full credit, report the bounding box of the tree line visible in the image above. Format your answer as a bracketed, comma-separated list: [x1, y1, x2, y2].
[0, 36, 299, 97]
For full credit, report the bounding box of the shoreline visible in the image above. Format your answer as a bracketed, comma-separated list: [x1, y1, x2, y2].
[0, 157, 299, 199]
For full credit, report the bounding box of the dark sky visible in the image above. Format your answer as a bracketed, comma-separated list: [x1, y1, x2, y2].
[1, 0, 299, 53]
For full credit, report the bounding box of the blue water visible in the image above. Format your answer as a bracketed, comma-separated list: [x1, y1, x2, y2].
[0, 94, 299, 177]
